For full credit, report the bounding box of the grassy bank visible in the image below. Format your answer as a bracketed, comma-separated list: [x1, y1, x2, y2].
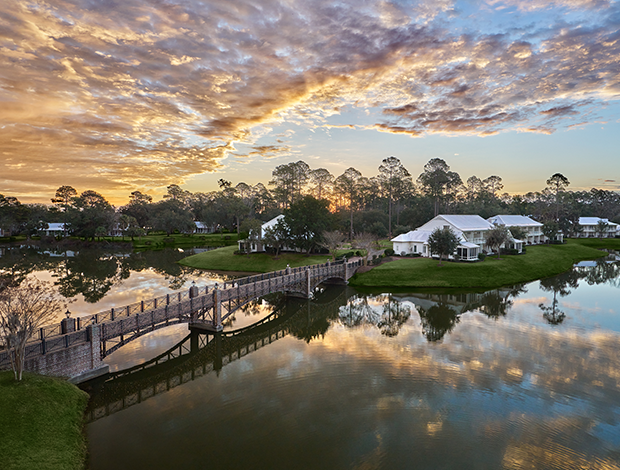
[0, 372, 89, 470]
[179, 245, 333, 272]
[349, 242, 606, 289]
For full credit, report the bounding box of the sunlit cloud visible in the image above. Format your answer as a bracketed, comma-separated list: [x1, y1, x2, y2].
[1, 0, 619, 201]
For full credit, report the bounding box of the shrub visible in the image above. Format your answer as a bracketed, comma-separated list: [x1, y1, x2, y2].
[384, 248, 395, 256]
[163, 237, 175, 243]
[478, 253, 487, 261]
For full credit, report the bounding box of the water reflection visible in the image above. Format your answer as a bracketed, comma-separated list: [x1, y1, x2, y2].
[84, 260, 620, 470]
[0, 242, 233, 321]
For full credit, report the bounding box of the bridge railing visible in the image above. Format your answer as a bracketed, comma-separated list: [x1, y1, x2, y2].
[17, 258, 358, 345]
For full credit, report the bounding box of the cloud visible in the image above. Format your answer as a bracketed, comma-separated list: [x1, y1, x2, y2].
[1, 0, 619, 201]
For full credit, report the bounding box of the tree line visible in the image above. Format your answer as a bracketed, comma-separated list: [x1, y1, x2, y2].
[1, 158, 619, 240]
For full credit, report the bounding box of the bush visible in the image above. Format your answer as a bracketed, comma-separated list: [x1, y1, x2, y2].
[355, 250, 362, 256]
[163, 237, 175, 243]
[336, 250, 356, 260]
[384, 248, 395, 256]
[478, 253, 487, 261]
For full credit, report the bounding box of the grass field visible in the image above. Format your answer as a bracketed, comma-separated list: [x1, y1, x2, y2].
[178, 245, 334, 272]
[348, 241, 607, 289]
[0, 372, 89, 470]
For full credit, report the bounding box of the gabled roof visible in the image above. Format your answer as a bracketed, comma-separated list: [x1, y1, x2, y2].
[391, 230, 434, 243]
[487, 215, 542, 227]
[433, 215, 493, 231]
[46, 223, 67, 231]
[579, 217, 618, 227]
[392, 228, 466, 243]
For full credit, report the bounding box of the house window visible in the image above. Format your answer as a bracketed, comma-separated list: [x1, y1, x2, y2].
[413, 245, 417, 253]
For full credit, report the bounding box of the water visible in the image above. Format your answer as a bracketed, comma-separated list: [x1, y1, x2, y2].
[75, 253, 620, 470]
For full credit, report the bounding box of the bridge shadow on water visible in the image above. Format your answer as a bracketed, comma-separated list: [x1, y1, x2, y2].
[80, 284, 350, 422]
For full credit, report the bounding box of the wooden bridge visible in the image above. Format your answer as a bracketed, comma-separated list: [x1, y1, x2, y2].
[0, 258, 361, 382]
[82, 286, 349, 422]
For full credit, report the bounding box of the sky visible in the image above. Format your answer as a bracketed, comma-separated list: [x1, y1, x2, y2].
[1, 0, 619, 205]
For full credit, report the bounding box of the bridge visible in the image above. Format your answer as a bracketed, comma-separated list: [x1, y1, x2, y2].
[82, 285, 349, 423]
[0, 258, 361, 382]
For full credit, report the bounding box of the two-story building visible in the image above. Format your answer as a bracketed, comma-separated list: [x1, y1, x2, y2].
[487, 215, 543, 245]
[575, 217, 619, 238]
[392, 215, 506, 261]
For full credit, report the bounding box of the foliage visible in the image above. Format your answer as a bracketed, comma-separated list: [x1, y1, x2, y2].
[508, 226, 527, 241]
[485, 225, 510, 259]
[542, 220, 560, 243]
[353, 232, 377, 265]
[0, 278, 70, 381]
[262, 220, 291, 258]
[320, 230, 345, 261]
[284, 195, 332, 255]
[427, 227, 459, 266]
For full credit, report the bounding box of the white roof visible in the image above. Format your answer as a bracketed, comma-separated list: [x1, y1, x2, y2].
[195, 221, 208, 228]
[46, 223, 66, 230]
[261, 215, 285, 237]
[392, 230, 434, 243]
[579, 217, 618, 227]
[392, 228, 467, 244]
[488, 215, 542, 227]
[458, 241, 479, 249]
[435, 215, 493, 231]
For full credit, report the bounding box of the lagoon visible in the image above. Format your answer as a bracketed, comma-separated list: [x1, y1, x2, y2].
[73, 250, 620, 470]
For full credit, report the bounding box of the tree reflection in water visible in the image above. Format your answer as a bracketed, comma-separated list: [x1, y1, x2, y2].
[339, 293, 411, 337]
[417, 302, 460, 342]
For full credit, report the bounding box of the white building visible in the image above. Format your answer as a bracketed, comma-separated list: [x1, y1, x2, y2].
[194, 221, 216, 234]
[44, 223, 68, 237]
[487, 215, 543, 245]
[238, 215, 291, 253]
[392, 215, 494, 261]
[575, 217, 619, 238]
[392, 214, 527, 261]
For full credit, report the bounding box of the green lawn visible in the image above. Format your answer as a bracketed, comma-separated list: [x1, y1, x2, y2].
[95, 232, 240, 250]
[349, 242, 606, 289]
[178, 245, 334, 272]
[0, 372, 89, 470]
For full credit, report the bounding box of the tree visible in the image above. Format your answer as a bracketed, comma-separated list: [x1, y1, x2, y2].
[508, 226, 527, 243]
[309, 168, 334, 200]
[597, 219, 609, 238]
[320, 231, 345, 261]
[542, 221, 560, 244]
[70, 190, 116, 240]
[378, 156, 412, 237]
[284, 196, 332, 255]
[0, 278, 70, 381]
[485, 225, 509, 259]
[149, 199, 195, 235]
[417, 159, 462, 216]
[51, 186, 77, 238]
[482, 175, 503, 198]
[352, 232, 377, 266]
[546, 173, 570, 220]
[262, 220, 290, 259]
[239, 218, 263, 256]
[427, 227, 459, 266]
[334, 167, 362, 240]
[270, 161, 310, 208]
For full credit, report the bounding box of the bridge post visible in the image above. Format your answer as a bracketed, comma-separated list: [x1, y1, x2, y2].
[212, 287, 223, 331]
[305, 267, 311, 298]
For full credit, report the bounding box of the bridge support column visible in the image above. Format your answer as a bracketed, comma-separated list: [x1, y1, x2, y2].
[305, 268, 311, 298]
[212, 288, 223, 332]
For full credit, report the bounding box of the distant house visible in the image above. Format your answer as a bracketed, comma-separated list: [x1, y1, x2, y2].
[237, 215, 295, 253]
[392, 214, 525, 261]
[487, 215, 543, 245]
[194, 221, 216, 234]
[0, 227, 5, 237]
[575, 217, 619, 238]
[44, 223, 68, 237]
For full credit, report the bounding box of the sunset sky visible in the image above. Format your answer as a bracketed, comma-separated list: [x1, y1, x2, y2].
[1, 0, 619, 205]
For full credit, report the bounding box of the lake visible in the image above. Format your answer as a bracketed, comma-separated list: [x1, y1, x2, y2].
[5, 243, 620, 469]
